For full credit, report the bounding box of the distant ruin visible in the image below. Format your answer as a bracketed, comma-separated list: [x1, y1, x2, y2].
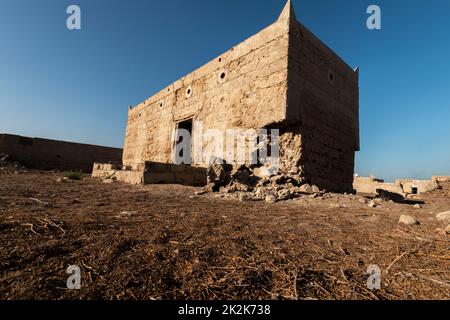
[94, 0, 359, 193]
[353, 175, 450, 195]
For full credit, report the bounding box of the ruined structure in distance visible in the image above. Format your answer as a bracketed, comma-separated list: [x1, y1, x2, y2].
[94, 0, 360, 193]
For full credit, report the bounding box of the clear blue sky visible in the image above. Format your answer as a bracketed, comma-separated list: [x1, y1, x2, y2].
[0, 0, 449, 181]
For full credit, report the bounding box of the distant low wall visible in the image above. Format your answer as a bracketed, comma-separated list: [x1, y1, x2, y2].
[353, 177, 403, 195]
[354, 176, 441, 195]
[0, 134, 122, 173]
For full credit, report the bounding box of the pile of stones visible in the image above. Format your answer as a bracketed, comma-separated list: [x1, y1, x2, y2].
[204, 158, 322, 202]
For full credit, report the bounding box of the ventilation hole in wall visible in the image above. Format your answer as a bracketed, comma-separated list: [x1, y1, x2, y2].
[218, 69, 227, 83]
[219, 58, 222, 62]
[185, 86, 193, 98]
[328, 71, 335, 83]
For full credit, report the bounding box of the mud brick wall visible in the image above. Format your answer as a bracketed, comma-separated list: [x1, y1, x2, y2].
[286, 20, 359, 192]
[123, 17, 291, 168]
[0, 134, 122, 173]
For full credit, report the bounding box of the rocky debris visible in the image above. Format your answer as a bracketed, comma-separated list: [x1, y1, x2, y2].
[299, 184, 312, 193]
[205, 158, 233, 192]
[265, 195, 276, 203]
[413, 204, 422, 209]
[368, 200, 377, 208]
[277, 189, 291, 201]
[358, 198, 367, 204]
[399, 215, 419, 226]
[445, 225, 450, 235]
[204, 160, 327, 202]
[238, 193, 250, 202]
[436, 211, 450, 224]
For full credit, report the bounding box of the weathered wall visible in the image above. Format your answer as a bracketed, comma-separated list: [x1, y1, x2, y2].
[396, 179, 439, 194]
[0, 134, 122, 173]
[123, 18, 291, 168]
[286, 19, 359, 192]
[353, 177, 403, 195]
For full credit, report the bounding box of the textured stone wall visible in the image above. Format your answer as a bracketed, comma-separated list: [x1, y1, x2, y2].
[286, 20, 359, 192]
[123, 19, 290, 168]
[0, 134, 122, 173]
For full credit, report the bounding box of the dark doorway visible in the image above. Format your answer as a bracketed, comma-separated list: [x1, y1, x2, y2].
[174, 119, 193, 165]
[411, 187, 418, 195]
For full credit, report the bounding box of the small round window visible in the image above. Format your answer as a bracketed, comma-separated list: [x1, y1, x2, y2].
[218, 69, 227, 83]
[185, 86, 193, 98]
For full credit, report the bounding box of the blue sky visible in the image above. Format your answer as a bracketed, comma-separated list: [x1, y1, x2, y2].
[0, 0, 449, 181]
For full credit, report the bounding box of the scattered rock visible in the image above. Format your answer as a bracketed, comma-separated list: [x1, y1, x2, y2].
[299, 184, 312, 194]
[358, 198, 367, 204]
[195, 190, 207, 196]
[436, 211, 450, 224]
[238, 193, 249, 202]
[445, 225, 450, 235]
[311, 185, 320, 193]
[205, 158, 232, 192]
[399, 215, 419, 226]
[265, 195, 276, 203]
[277, 189, 291, 201]
[413, 204, 422, 209]
[368, 200, 377, 208]
[102, 179, 114, 184]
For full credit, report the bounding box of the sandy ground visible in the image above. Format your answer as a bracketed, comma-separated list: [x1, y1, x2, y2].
[0, 165, 448, 300]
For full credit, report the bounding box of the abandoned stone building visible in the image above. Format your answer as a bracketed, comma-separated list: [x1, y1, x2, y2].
[94, 0, 360, 193]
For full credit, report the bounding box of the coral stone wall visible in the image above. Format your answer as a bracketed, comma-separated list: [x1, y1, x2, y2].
[286, 20, 359, 192]
[123, 19, 291, 169]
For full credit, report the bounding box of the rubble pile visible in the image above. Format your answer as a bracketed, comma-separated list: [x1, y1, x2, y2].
[0, 153, 26, 173]
[205, 158, 323, 202]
